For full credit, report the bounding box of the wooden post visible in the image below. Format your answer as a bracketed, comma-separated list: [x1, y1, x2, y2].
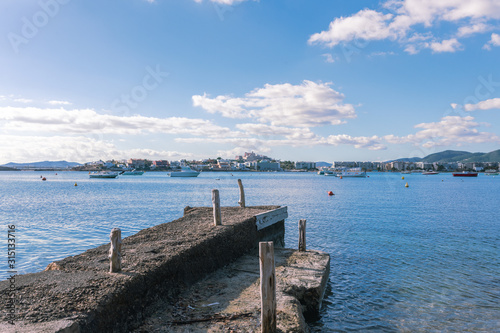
[237, 179, 246, 208]
[259, 241, 276, 333]
[109, 228, 122, 273]
[298, 219, 306, 252]
[212, 189, 222, 226]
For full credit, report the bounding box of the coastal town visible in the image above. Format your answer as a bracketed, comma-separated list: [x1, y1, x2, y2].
[2, 150, 499, 173]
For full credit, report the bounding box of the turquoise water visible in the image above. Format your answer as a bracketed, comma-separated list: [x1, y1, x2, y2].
[1, 171, 499, 332]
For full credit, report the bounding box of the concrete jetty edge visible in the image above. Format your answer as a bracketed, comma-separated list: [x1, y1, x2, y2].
[0, 205, 330, 333]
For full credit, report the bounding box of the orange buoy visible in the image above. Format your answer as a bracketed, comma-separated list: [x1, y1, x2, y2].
[328, 191, 334, 196]
[340, 176, 343, 179]
[42, 177, 47, 181]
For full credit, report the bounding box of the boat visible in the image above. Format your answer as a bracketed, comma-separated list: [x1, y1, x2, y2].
[122, 169, 144, 176]
[422, 171, 439, 175]
[401, 171, 411, 174]
[317, 170, 325, 175]
[169, 166, 200, 177]
[335, 168, 367, 178]
[452, 171, 478, 177]
[89, 171, 119, 178]
[485, 170, 499, 176]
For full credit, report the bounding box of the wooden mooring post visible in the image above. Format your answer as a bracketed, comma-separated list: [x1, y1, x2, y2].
[259, 241, 276, 333]
[212, 189, 222, 226]
[109, 228, 122, 273]
[237, 179, 245, 208]
[298, 219, 306, 252]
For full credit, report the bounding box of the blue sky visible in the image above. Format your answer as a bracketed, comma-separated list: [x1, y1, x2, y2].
[1, 0, 499, 164]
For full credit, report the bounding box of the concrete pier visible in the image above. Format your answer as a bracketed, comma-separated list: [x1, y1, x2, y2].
[0, 205, 329, 333]
[135, 248, 330, 332]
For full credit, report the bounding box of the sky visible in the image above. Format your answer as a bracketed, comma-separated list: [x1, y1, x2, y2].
[1, 0, 500, 164]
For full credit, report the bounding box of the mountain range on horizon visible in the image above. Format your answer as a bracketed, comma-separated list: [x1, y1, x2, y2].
[388, 149, 500, 163]
[1, 149, 499, 169]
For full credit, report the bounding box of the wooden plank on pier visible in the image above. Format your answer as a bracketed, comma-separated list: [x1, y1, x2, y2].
[255, 206, 288, 231]
[212, 189, 222, 226]
[259, 241, 276, 333]
[298, 219, 306, 252]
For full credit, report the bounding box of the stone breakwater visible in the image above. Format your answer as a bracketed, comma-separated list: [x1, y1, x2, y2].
[0, 206, 329, 333]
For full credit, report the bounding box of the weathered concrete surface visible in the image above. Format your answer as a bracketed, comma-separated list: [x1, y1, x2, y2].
[134, 248, 330, 333]
[0, 206, 282, 333]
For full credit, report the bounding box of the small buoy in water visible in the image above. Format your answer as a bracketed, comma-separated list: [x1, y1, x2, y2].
[42, 177, 47, 181]
[74, 183, 78, 186]
[340, 176, 343, 179]
[40, 175, 43, 178]
[55, 173, 58, 175]
[328, 191, 334, 196]
[405, 182, 409, 187]
[402, 176, 405, 180]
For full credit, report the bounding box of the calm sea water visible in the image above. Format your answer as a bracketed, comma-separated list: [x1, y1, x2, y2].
[1, 171, 499, 332]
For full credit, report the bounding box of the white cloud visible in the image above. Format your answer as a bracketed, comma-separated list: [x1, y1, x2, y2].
[326, 134, 386, 150]
[47, 100, 72, 105]
[384, 116, 500, 147]
[464, 97, 500, 111]
[322, 53, 335, 63]
[309, 0, 500, 53]
[0, 106, 234, 137]
[176, 131, 386, 151]
[235, 123, 319, 140]
[308, 9, 397, 47]
[483, 32, 500, 50]
[427, 38, 462, 53]
[193, 80, 356, 127]
[456, 23, 492, 37]
[0, 135, 191, 164]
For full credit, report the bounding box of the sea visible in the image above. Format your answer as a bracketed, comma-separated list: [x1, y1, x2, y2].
[0, 171, 498, 332]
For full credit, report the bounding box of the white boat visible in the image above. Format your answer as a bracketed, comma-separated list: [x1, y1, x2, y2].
[169, 166, 200, 177]
[336, 168, 367, 178]
[89, 171, 119, 178]
[422, 171, 439, 175]
[401, 171, 411, 174]
[122, 169, 144, 175]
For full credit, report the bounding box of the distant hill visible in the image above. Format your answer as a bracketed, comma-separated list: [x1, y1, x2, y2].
[387, 157, 422, 163]
[1, 161, 82, 169]
[315, 161, 332, 167]
[389, 149, 500, 163]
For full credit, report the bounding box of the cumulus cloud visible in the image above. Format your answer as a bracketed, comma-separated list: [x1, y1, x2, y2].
[309, 9, 397, 47]
[193, 80, 356, 127]
[0, 135, 191, 164]
[464, 97, 500, 111]
[0, 106, 234, 137]
[384, 116, 500, 147]
[309, 0, 500, 53]
[483, 32, 500, 50]
[456, 23, 492, 37]
[427, 38, 462, 53]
